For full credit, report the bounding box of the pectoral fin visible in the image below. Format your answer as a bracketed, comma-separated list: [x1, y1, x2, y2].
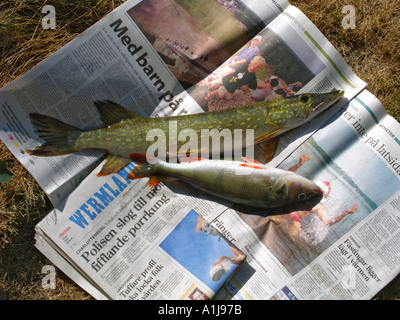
[253, 128, 281, 144]
[263, 137, 279, 163]
[97, 154, 133, 176]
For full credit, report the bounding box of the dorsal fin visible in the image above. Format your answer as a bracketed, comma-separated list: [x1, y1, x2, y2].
[94, 100, 142, 126]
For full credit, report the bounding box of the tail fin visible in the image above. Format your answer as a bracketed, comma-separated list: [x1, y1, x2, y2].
[26, 113, 83, 156]
[127, 162, 158, 180]
[127, 156, 163, 188]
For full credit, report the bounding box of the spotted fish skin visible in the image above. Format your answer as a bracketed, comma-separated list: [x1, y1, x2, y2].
[26, 91, 343, 175]
[128, 157, 323, 208]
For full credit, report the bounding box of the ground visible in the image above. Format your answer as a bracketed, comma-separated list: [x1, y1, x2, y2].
[0, 0, 399, 300]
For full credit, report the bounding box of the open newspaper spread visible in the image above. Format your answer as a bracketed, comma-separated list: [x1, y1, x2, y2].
[3, 0, 399, 300]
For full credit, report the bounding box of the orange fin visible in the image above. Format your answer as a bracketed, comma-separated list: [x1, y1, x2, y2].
[148, 176, 163, 189]
[127, 170, 163, 189]
[263, 137, 279, 163]
[241, 157, 263, 164]
[97, 155, 133, 177]
[239, 163, 264, 169]
[127, 162, 159, 182]
[253, 128, 281, 144]
[127, 165, 143, 180]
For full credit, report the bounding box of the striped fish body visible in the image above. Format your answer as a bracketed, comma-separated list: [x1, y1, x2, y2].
[129, 158, 322, 208]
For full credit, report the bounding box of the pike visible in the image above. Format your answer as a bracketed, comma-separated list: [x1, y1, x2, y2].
[26, 91, 343, 176]
[127, 156, 323, 208]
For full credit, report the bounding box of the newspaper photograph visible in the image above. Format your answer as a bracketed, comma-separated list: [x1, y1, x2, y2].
[1, 0, 398, 301]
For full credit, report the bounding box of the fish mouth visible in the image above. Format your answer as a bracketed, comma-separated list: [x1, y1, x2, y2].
[312, 186, 324, 198]
[312, 90, 344, 112]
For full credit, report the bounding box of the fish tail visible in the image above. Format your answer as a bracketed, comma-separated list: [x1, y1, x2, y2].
[127, 154, 159, 179]
[128, 161, 163, 188]
[26, 113, 83, 156]
[128, 163, 158, 180]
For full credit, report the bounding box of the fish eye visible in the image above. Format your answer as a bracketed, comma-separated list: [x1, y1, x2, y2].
[298, 193, 306, 200]
[300, 95, 309, 103]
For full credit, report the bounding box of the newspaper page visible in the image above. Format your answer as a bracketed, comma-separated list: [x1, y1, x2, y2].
[0, 0, 287, 205]
[0, 0, 365, 206]
[3, 0, 371, 300]
[212, 90, 400, 300]
[254, 4, 369, 165]
[35, 161, 246, 300]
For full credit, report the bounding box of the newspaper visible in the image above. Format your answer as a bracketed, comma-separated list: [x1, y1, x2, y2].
[3, 0, 397, 300]
[35, 164, 246, 299]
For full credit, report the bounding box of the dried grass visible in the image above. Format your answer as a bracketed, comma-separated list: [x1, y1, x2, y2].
[0, 0, 399, 300]
[0, 0, 126, 300]
[292, 0, 400, 119]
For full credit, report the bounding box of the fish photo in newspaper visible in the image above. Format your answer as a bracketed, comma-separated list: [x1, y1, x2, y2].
[26, 91, 343, 176]
[127, 156, 323, 209]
